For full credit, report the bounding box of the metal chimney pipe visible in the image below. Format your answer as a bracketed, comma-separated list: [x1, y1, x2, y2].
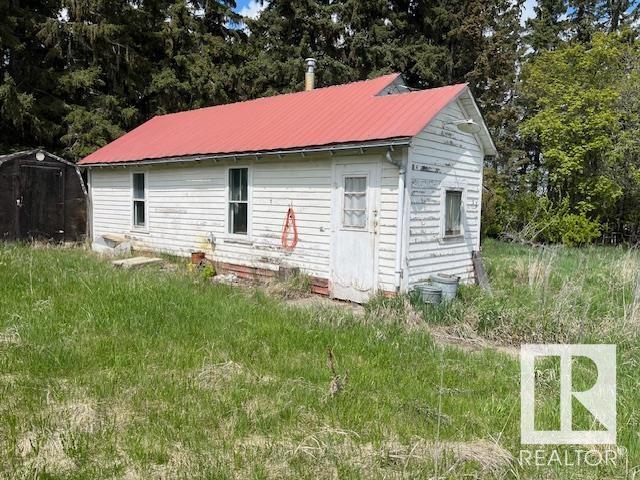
[305, 58, 316, 91]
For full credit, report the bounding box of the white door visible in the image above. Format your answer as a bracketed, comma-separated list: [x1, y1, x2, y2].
[330, 163, 379, 303]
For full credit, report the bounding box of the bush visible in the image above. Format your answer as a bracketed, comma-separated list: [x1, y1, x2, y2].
[496, 194, 601, 246]
[200, 263, 216, 280]
[547, 213, 602, 246]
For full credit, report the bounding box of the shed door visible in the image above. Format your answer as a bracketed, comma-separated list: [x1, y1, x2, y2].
[17, 166, 65, 241]
[330, 163, 379, 303]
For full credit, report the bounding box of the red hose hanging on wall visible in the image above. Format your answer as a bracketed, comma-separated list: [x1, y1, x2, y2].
[281, 207, 298, 252]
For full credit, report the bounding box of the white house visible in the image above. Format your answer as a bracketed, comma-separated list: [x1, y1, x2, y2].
[79, 67, 496, 303]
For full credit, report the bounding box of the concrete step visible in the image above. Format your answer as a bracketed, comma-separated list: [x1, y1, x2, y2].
[112, 257, 162, 269]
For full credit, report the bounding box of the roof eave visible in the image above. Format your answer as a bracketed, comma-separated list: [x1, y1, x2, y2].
[78, 138, 413, 168]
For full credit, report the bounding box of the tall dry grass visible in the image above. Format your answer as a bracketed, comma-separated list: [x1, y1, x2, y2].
[428, 240, 640, 346]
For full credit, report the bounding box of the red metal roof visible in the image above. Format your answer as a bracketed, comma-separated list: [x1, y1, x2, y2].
[79, 74, 468, 165]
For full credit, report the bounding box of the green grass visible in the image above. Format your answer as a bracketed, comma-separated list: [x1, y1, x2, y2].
[0, 241, 638, 478]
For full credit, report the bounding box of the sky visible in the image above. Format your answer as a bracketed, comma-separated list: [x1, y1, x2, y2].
[235, 0, 539, 24]
[521, 0, 538, 25]
[236, 0, 266, 19]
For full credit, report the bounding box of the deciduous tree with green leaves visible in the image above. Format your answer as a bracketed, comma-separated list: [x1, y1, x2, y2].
[520, 32, 640, 241]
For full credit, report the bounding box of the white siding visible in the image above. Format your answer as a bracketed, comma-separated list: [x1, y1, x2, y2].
[379, 159, 401, 291]
[90, 152, 400, 292]
[405, 99, 484, 286]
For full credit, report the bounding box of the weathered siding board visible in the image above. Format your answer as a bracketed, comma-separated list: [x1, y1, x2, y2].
[91, 170, 130, 235]
[378, 160, 400, 291]
[90, 152, 399, 291]
[406, 99, 484, 286]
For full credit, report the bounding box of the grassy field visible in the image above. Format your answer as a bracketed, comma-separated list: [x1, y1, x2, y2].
[0, 240, 638, 478]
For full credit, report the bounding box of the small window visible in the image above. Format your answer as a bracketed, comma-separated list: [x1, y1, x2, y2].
[132, 173, 146, 227]
[229, 168, 248, 235]
[444, 190, 462, 237]
[343, 176, 367, 228]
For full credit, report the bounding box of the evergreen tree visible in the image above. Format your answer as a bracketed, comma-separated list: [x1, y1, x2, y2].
[192, 0, 241, 36]
[339, 0, 396, 79]
[598, 0, 640, 33]
[0, 0, 62, 152]
[595, 0, 639, 32]
[239, 0, 352, 98]
[37, 0, 148, 158]
[147, 0, 244, 115]
[524, 0, 568, 54]
[34, 0, 243, 159]
[568, 0, 599, 42]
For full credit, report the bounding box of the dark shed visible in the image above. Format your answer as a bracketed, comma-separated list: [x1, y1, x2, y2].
[0, 150, 87, 242]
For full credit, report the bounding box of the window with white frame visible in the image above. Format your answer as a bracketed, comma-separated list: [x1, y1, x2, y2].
[343, 176, 367, 228]
[444, 190, 462, 237]
[228, 168, 248, 235]
[132, 172, 146, 228]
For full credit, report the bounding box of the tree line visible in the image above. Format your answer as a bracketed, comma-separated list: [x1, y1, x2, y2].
[1, 0, 639, 244]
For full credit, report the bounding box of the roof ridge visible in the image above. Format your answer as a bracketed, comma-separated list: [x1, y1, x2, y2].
[374, 82, 468, 100]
